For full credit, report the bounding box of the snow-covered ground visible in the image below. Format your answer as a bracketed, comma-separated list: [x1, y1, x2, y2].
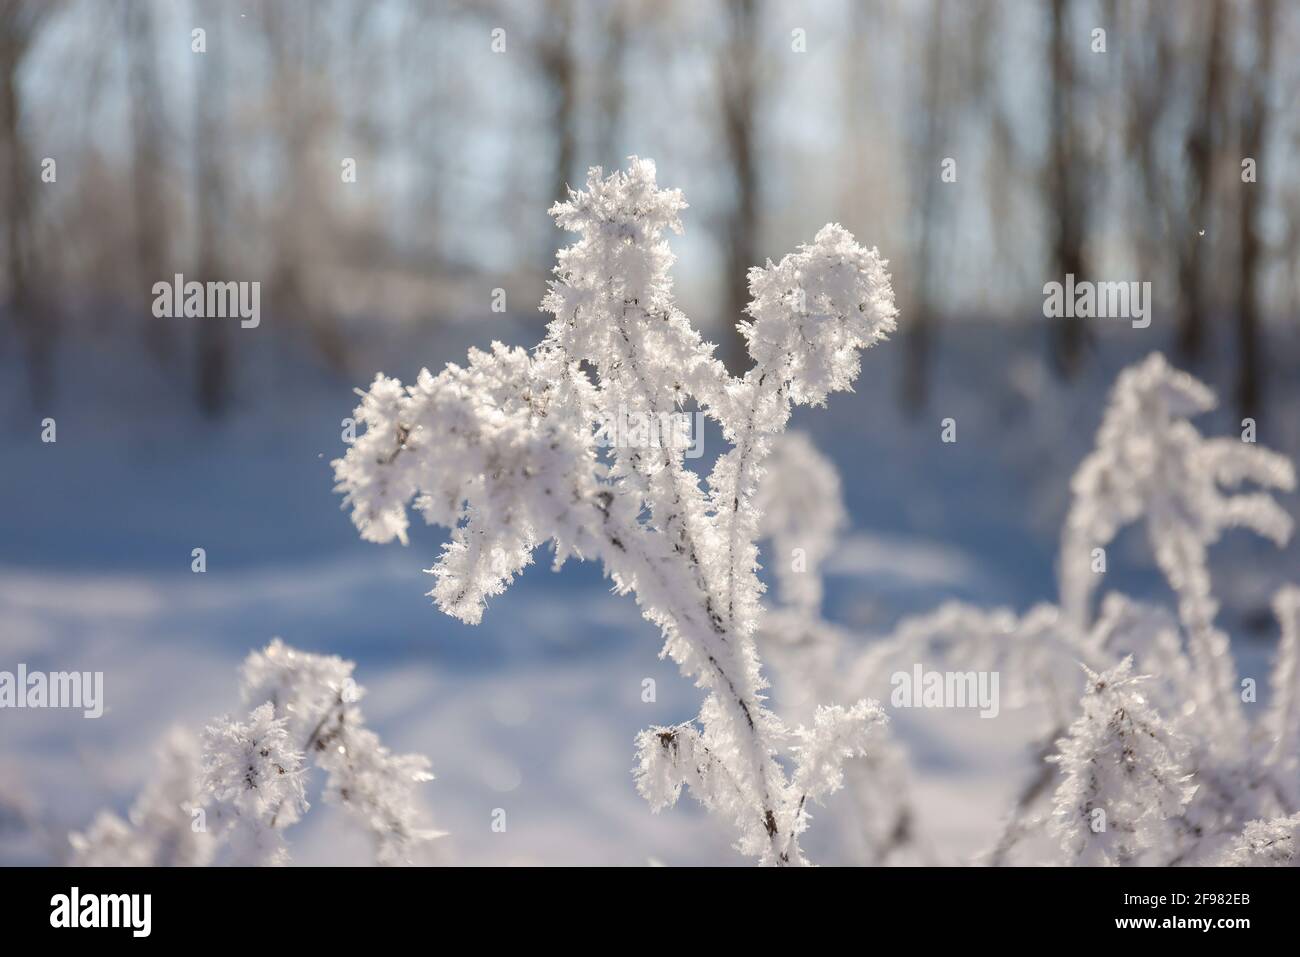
[2, 313, 1297, 865]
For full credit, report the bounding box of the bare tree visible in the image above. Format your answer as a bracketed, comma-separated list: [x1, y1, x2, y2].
[716, 0, 761, 373]
[124, 0, 172, 360]
[258, 0, 351, 369]
[0, 0, 56, 406]
[1046, 0, 1092, 377]
[1235, 0, 1276, 419]
[538, 0, 577, 209]
[594, 0, 628, 171]
[902, 0, 950, 412]
[466, 0, 579, 271]
[1175, 0, 1228, 362]
[1120, 0, 1175, 289]
[193, 0, 228, 417]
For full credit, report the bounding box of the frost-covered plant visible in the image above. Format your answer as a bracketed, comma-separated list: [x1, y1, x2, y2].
[239, 639, 440, 865]
[333, 158, 898, 865]
[752, 354, 1299, 867]
[754, 432, 847, 616]
[68, 733, 213, 868]
[1061, 353, 1294, 745]
[1265, 587, 1300, 807]
[202, 702, 308, 866]
[69, 729, 213, 867]
[869, 355, 1297, 866]
[69, 640, 438, 867]
[1216, 811, 1300, 866]
[1050, 355, 1297, 864]
[69, 812, 159, 868]
[850, 601, 1090, 722]
[754, 432, 924, 865]
[1048, 658, 1195, 865]
[975, 357, 1295, 865]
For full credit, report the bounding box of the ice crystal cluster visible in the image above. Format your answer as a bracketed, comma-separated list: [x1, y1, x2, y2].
[334, 158, 898, 864]
[755, 355, 1299, 866]
[69, 640, 438, 866]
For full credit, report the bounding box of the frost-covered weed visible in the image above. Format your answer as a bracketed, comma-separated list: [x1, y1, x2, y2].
[754, 433, 925, 864]
[756, 355, 1299, 866]
[69, 640, 438, 866]
[201, 702, 308, 866]
[1046, 356, 1296, 865]
[1047, 657, 1195, 865]
[334, 159, 898, 865]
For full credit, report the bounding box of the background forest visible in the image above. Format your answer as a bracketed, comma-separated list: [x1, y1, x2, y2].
[2, 0, 1299, 865]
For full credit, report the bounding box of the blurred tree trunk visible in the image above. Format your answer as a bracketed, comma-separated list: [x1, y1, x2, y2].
[902, 0, 947, 413]
[717, 0, 760, 374]
[0, 0, 54, 407]
[1175, 0, 1227, 362]
[125, 0, 171, 361]
[1235, 0, 1275, 419]
[193, 1, 228, 417]
[1046, 0, 1091, 377]
[595, 0, 627, 171]
[261, 0, 348, 370]
[539, 0, 576, 208]
[1122, 2, 1174, 288]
